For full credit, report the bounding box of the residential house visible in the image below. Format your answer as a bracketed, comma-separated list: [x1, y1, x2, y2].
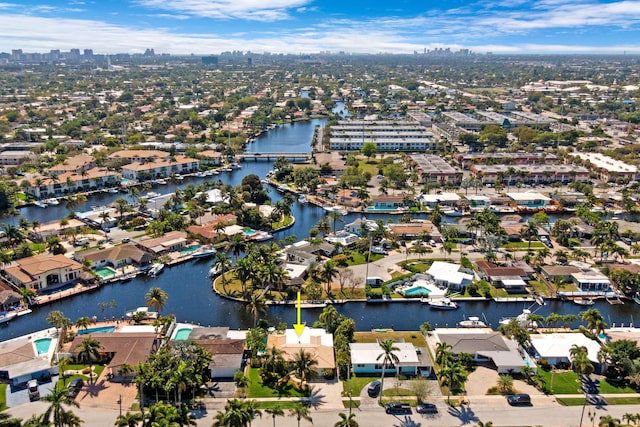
[420, 193, 461, 209]
[187, 215, 237, 242]
[529, 333, 601, 370]
[349, 341, 431, 376]
[388, 221, 442, 242]
[4, 254, 82, 291]
[0, 329, 59, 385]
[476, 261, 529, 293]
[506, 192, 551, 209]
[371, 195, 405, 211]
[121, 155, 199, 181]
[433, 329, 530, 374]
[74, 244, 152, 270]
[571, 270, 611, 292]
[197, 150, 223, 166]
[467, 195, 491, 211]
[344, 217, 380, 237]
[266, 328, 335, 376]
[136, 231, 189, 256]
[324, 232, 358, 247]
[425, 261, 474, 292]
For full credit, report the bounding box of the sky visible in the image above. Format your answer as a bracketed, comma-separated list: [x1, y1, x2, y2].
[3, 0, 640, 55]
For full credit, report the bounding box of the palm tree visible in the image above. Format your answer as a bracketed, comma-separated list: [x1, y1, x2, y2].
[75, 316, 91, 330]
[439, 361, 468, 403]
[227, 233, 247, 260]
[246, 293, 267, 327]
[520, 220, 539, 254]
[335, 412, 358, 427]
[213, 251, 233, 292]
[42, 384, 80, 427]
[290, 349, 319, 388]
[213, 399, 252, 427]
[580, 308, 607, 335]
[0, 413, 22, 427]
[376, 339, 400, 402]
[321, 260, 338, 295]
[598, 415, 621, 427]
[235, 257, 257, 297]
[265, 404, 285, 427]
[145, 287, 168, 314]
[115, 411, 143, 427]
[570, 344, 594, 379]
[77, 337, 102, 384]
[327, 210, 344, 234]
[245, 400, 262, 427]
[288, 404, 312, 427]
[435, 342, 453, 366]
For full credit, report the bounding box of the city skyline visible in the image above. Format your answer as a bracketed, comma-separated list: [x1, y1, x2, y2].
[2, 0, 640, 55]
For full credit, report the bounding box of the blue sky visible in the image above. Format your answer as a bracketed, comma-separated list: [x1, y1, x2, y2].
[2, 0, 640, 54]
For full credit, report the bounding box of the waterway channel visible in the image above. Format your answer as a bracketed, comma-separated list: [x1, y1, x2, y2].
[1, 112, 638, 341]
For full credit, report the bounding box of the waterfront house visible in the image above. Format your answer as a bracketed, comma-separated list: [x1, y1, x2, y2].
[324, 232, 358, 247]
[4, 254, 82, 291]
[419, 193, 460, 209]
[425, 261, 473, 292]
[68, 332, 158, 378]
[540, 265, 581, 282]
[467, 195, 491, 211]
[191, 331, 246, 379]
[476, 261, 529, 293]
[187, 214, 237, 243]
[388, 221, 442, 242]
[349, 341, 431, 376]
[27, 218, 86, 243]
[529, 333, 601, 370]
[506, 192, 551, 209]
[433, 329, 530, 374]
[571, 270, 611, 292]
[344, 217, 380, 237]
[266, 328, 335, 376]
[74, 244, 152, 270]
[136, 231, 188, 256]
[371, 195, 405, 210]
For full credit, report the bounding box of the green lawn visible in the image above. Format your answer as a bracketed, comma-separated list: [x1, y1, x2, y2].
[0, 383, 7, 411]
[57, 364, 106, 389]
[599, 379, 637, 394]
[342, 399, 361, 409]
[254, 401, 304, 410]
[342, 376, 377, 397]
[247, 368, 305, 398]
[338, 251, 384, 266]
[557, 397, 640, 406]
[502, 241, 546, 251]
[537, 370, 582, 394]
[382, 387, 414, 397]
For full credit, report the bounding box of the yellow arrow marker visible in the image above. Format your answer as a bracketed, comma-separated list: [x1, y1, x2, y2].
[293, 291, 305, 337]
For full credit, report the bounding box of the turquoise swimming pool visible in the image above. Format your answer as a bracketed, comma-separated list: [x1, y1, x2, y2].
[404, 286, 431, 297]
[95, 267, 117, 278]
[78, 326, 115, 335]
[173, 328, 193, 340]
[243, 229, 257, 236]
[34, 338, 52, 355]
[179, 245, 200, 254]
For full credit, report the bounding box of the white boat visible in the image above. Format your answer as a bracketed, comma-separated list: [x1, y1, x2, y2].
[146, 192, 160, 198]
[444, 209, 464, 217]
[147, 263, 165, 277]
[212, 170, 220, 175]
[221, 167, 232, 172]
[428, 298, 459, 310]
[298, 195, 308, 203]
[174, 175, 184, 181]
[47, 198, 60, 206]
[108, 188, 119, 194]
[125, 307, 158, 320]
[195, 172, 205, 178]
[33, 200, 48, 208]
[0, 312, 18, 324]
[457, 316, 487, 328]
[253, 232, 273, 242]
[499, 309, 538, 329]
[231, 163, 242, 169]
[209, 265, 221, 277]
[191, 247, 217, 258]
[156, 179, 167, 185]
[573, 298, 595, 306]
[204, 170, 214, 176]
[324, 205, 348, 215]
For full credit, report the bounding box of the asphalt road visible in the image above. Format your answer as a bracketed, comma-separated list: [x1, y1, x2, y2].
[6, 399, 636, 427]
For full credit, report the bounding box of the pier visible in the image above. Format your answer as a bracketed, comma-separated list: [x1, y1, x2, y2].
[237, 152, 312, 162]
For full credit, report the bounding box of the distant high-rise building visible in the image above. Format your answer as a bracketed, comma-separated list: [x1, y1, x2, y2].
[247, 57, 252, 66]
[84, 49, 93, 58]
[202, 56, 218, 66]
[144, 48, 155, 56]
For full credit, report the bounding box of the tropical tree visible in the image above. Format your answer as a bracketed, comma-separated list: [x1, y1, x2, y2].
[290, 349, 319, 388]
[213, 399, 253, 427]
[519, 220, 539, 254]
[245, 293, 267, 327]
[321, 260, 338, 295]
[580, 308, 607, 335]
[264, 404, 285, 427]
[598, 415, 621, 427]
[570, 345, 594, 378]
[75, 316, 91, 331]
[226, 233, 247, 260]
[288, 404, 313, 427]
[42, 384, 80, 427]
[145, 287, 168, 314]
[0, 413, 22, 427]
[115, 411, 143, 427]
[335, 412, 358, 427]
[213, 252, 233, 292]
[496, 374, 514, 394]
[47, 310, 71, 338]
[77, 337, 102, 384]
[438, 361, 468, 404]
[376, 339, 400, 402]
[327, 210, 344, 234]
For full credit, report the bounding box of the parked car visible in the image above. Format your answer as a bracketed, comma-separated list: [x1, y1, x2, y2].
[416, 403, 438, 414]
[507, 394, 531, 406]
[66, 378, 84, 398]
[384, 402, 412, 415]
[367, 380, 381, 398]
[27, 380, 39, 401]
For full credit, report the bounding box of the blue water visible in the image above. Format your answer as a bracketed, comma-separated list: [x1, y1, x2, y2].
[78, 326, 116, 335]
[404, 286, 431, 296]
[173, 328, 193, 340]
[34, 338, 52, 354]
[243, 229, 257, 236]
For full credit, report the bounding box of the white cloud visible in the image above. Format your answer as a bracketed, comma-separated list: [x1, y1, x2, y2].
[133, 0, 312, 21]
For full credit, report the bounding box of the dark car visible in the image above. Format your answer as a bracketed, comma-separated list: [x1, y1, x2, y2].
[66, 378, 84, 398]
[416, 403, 438, 414]
[507, 394, 531, 406]
[367, 380, 381, 398]
[384, 402, 412, 415]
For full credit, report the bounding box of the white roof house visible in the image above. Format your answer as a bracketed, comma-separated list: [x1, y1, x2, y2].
[530, 333, 601, 365]
[350, 342, 419, 366]
[426, 261, 473, 290]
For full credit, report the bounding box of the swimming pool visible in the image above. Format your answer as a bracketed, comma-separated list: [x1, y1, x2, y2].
[95, 267, 117, 278]
[78, 326, 116, 335]
[404, 286, 431, 297]
[243, 229, 257, 236]
[179, 245, 200, 254]
[173, 328, 193, 340]
[34, 338, 52, 355]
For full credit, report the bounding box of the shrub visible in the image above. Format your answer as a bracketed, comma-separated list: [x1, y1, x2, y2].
[538, 358, 551, 371]
[322, 369, 336, 380]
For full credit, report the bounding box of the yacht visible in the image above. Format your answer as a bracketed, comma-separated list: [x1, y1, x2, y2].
[633, 293, 640, 305]
[231, 163, 242, 170]
[298, 195, 308, 203]
[33, 200, 48, 208]
[499, 309, 538, 329]
[444, 209, 465, 217]
[573, 297, 595, 306]
[125, 307, 158, 320]
[457, 316, 487, 328]
[209, 265, 222, 277]
[428, 298, 459, 310]
[146, 192, 161, 199]
[147, 263, 165, 277]
[195, 171, 206, 178]
[108, 188, 119, 194]
[253, 232, 273, 242]
[47, 198, 60, 206]
[0, 311, 18, 324]
[156, 179, 167, 185]
[191, 247, 217, 259]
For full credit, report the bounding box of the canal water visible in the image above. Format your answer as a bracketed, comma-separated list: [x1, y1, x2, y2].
[1, 113, 638, 341]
